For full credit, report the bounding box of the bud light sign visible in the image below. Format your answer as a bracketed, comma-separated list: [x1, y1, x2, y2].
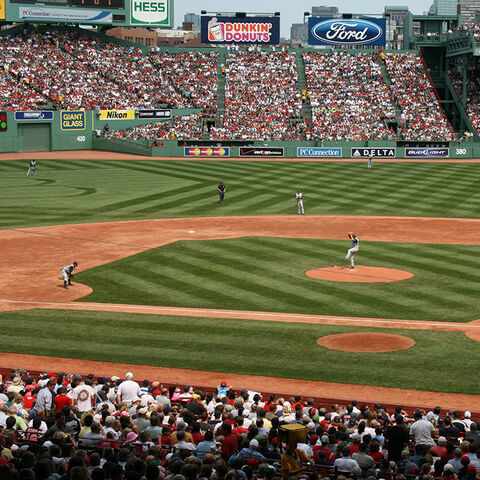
[308, 17, 386, 46]
[201, 16, 280, 45]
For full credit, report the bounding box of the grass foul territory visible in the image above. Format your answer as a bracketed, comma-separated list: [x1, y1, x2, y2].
[1, 160, 480, 228]
[76, 238, 480, 323]
[0, 308, 477, 394]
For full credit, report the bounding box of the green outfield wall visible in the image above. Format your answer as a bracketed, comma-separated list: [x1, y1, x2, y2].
[0, 110, 479, 159]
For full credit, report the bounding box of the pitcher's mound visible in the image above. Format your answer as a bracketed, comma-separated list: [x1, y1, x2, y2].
[317, 332, 416, 352]
[306, 265, 414, 283]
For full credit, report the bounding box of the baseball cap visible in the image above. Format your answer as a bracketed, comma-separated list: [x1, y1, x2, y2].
[321, 435, 329, 443]
[465, 411, 472, 418]
[249, 439, 259, 449]
[221, 381, 227, 387]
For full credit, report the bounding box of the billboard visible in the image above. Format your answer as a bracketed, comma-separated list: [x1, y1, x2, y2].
[201, 16, 280, 45]
[138, 109, 171, 119]
[18, 6, 112, 23]
[184, 147, 230, 157]
[15, 111, 53, 121]
[239, 147, 284, 157]
[130, 0, 172, 25]
[99, 109, 135, 120]
[297, 147, 342, 158]
[308, 17, 386, 47]
[61, 111, 86, 131]
[405, 148, 449, 158]
[351, 147, 396, 158]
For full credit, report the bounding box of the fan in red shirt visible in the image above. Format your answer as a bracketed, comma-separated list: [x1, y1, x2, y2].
[54, 386, 72, 412]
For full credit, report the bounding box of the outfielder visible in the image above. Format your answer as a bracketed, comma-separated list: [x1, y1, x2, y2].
[367, 153, 373, 169]
[295, 189, 304, 215]
[61, 261, 78, 289]
[26, 160, 37, 176]
[217, 181, 226, 204]
[344, 233, 359, 269]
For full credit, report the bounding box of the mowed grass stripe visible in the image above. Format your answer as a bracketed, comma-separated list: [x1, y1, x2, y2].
[0, 308, 479, 394]
[77, 238, 480, 323]
[5, 160, 480, 228]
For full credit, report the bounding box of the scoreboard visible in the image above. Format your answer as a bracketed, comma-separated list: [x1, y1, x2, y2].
[1, 0, 172, 26]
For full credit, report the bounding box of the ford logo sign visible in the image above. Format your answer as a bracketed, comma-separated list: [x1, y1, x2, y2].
[311, 19, 383, 45]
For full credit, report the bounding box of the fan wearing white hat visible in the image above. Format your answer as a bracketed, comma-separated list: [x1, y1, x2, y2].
[116, 372, 141, 408]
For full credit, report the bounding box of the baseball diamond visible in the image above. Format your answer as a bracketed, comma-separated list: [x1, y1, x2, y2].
[2, 15, 480, 477]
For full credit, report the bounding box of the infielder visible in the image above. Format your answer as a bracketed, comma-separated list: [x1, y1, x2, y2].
[344, 233, 359, 269]
[26, 160, 37, 176]
[61, 261, 78, 289]
[295, 189, 304, 215]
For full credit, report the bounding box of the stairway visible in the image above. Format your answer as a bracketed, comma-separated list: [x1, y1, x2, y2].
[216, 47, 227, 126]
[295, 50, 313, 125]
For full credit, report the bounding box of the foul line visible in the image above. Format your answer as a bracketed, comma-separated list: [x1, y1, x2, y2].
[0, 299, 479, 331]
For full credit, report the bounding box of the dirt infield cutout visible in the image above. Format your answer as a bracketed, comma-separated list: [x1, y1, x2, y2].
[305, 266, 414, 283]
[317, 332, 416, 352]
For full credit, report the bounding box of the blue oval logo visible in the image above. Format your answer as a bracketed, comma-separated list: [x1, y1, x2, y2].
[311, 19, 383, 45]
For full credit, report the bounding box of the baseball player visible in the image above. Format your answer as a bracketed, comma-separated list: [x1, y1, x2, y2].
[61, 261, 78, 289]
[26, 160, 37, 176]
[295, 189, 304, 215]
[217, 181, 226, 204]
[344, 233, 359, 269]
[367, 153, 373, 169]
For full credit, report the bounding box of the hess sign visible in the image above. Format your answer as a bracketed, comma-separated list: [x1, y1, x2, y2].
[308, 17, 386, 46]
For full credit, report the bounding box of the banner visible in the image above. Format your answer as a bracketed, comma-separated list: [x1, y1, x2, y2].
[308, 17, 386, 46]
[60, 111, 86, 131]
[19, 6, 112, 23]
[297, 147, 342, 158]
[15, 111, 53, 121]
[351, 147, 396, 158]
[130, 0, 172, 26]
[184, 147, 230, 157]
[201, 16, 280, 45]
[239, 147, 284, 157]
[405, 148, 449, 158]
[138, 109, 171, 119]
[99, 110, 135, 120]
[0, 0, 5, 21]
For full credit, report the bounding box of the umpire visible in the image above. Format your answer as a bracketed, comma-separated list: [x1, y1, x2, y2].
[217, 181, 226, 204]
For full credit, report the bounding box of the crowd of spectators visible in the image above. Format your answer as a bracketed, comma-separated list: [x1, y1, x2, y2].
[0, 368, 479, 480]
[148, 50, 218, 110]
[0, 30, 218, 111]
[303, 51, 396, 141]
[210, 48, 305, 141]
[385, 53, 455, 141]
[104, 114, 204, 142]
[449, 70, 480, 135]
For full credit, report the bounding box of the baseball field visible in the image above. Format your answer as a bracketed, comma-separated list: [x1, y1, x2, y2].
[1, 155, 480, 408]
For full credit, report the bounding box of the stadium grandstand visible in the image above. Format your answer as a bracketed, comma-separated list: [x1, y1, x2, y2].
[2, 4, 480, 480]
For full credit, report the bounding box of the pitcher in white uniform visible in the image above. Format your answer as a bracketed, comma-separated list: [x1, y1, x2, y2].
[295, 189, 304, 215]
[344, 233, 359, 269]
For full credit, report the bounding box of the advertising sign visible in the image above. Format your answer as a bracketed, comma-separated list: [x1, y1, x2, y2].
[405, 148, 449, 158]
[308, 17, 386, 46]
[201, 16, 280, 45]
[60, 111, 86, 131]
[19, 6, 112, 23]
[130, 0, 172, 26]
[0, 0, 5, 20]
[184, 147, 230, 157]
[138, 109, 171, 119]
[297, 147, 342, 158]
[239, 147, 284, 157]
[15, 111, 54, 121]
[351, 147, 396, 158]
[99, 110, 135, 120]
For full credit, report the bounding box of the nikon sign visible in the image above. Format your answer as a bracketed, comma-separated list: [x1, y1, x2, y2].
[130, 0, 172, 25]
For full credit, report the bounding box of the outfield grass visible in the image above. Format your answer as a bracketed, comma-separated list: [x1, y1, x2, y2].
[0, 308, 477, 394]
[1, 160, 480, 228]
[76, 238, 480, 323]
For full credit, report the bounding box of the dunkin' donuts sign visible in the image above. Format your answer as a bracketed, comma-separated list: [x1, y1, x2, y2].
[308, 17, 386, 46]
[201, 16, 280, 44]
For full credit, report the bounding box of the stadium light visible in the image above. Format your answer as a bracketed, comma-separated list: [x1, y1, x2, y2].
[303, 12, 310, 47]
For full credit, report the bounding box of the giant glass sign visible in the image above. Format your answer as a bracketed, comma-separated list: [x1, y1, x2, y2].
[308, 17, 386, 46]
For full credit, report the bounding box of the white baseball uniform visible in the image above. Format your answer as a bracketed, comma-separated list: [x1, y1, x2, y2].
[344, 236, 359, 268]
[296, 191, 304, 215]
